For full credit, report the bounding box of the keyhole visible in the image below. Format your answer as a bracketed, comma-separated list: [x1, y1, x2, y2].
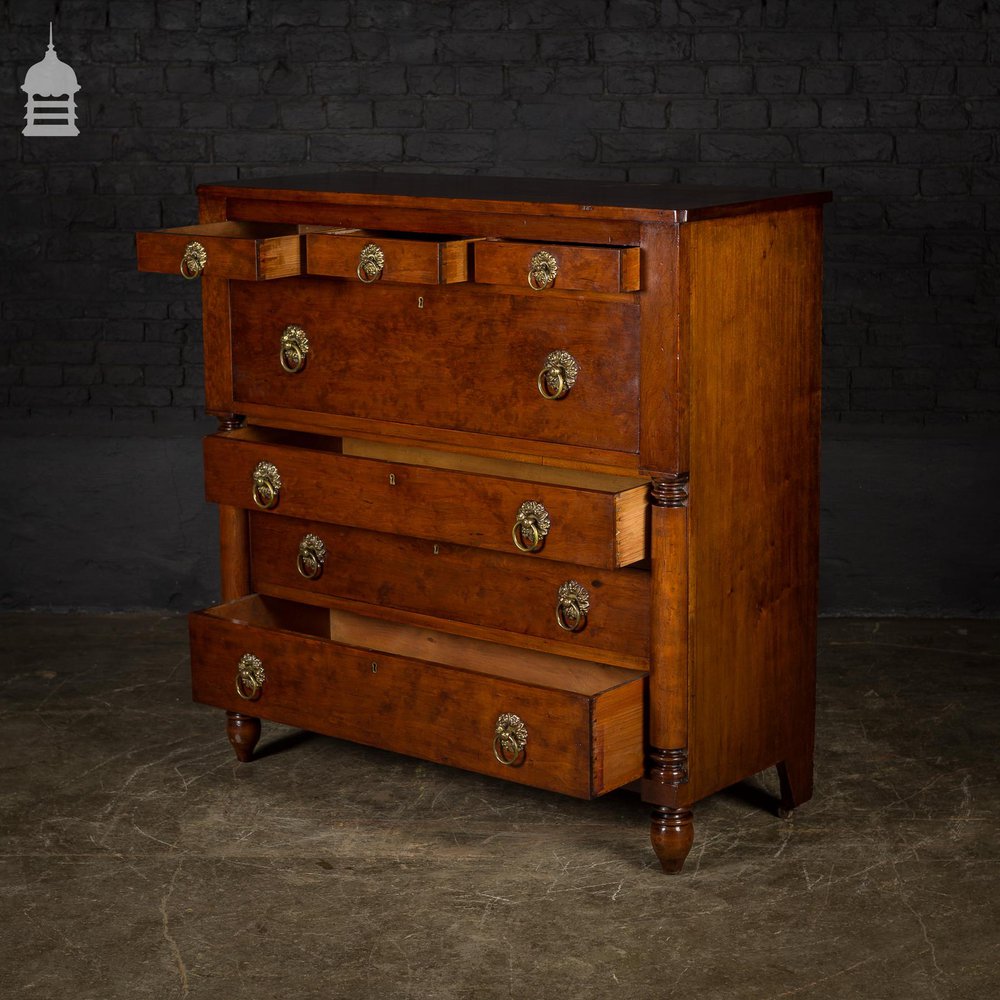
[417, 296, 424, 309]
[433, 544, 440, 555]
[371, 662, 378, 674]
[388, 473, 396, 486]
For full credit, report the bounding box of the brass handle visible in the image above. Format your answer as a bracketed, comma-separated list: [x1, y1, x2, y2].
[296, 533, 327, 580]
[493, 713, 528, 766]
[180, 240, 207, 279]
[357, 242, 385, 283]
[537, 350, 579, 400]
[279, 325, 309, 374]
[556, 580, 590, 633]
[527, 249, 558, 290]
[251, 461, 282, 510]
[512, 500, 551, 553]
[235, 653, 265, 701]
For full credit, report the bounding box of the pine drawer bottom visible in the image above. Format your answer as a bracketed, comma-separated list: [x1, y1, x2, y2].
[189, 595, 646, 799]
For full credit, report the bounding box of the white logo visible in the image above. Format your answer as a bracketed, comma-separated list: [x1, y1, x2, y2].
[22, 23, 80, 137]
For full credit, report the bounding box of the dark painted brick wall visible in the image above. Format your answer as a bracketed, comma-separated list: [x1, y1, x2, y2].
[2, 0, 998, 426]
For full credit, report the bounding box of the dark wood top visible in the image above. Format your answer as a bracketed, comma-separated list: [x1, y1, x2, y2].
[198, 171, 831, 224]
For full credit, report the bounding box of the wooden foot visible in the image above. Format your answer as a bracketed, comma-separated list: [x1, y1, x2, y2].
[650, 806, 694, 874]
[226, 711, 260, 762]
[776, 751, 813, 819]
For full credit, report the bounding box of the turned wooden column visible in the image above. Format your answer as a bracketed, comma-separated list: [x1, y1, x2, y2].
[642, 473, 693, 873]
[217, 414, 260, 761]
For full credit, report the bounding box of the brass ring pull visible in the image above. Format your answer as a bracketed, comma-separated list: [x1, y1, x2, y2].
[251, 460, 282, 510]
[537, 350, 579, 401]
[511, 500, 551, 553]
[279, 325, 309, 374]
[527, 250, 558, 291]
[555, 580, 590, 633]
[493, 713, 528, 766]
[180, 241, 207, 279]
[235, 653, 265, 701]
[296, 533, 327, 580]
[357, 243, 385, 283]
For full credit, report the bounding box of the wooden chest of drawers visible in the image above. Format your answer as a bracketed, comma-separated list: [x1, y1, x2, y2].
[137, 173, 829, 873]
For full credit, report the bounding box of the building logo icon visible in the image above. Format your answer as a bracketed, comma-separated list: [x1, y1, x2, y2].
[21, 23, 80, 137]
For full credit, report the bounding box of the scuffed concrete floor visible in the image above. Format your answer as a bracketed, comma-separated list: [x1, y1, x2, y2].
[0, 614, 997, 999]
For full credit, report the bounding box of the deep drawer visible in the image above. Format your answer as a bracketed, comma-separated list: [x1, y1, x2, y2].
[136, 221, 309, 281]
[190, 595, 646, 798]
[249, 511, 651, 669]
[228, 277, 640, 456]
[205, 430, 649, 568]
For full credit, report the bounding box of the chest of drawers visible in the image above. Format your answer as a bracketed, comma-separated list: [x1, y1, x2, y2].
[136, 173, 828, 873]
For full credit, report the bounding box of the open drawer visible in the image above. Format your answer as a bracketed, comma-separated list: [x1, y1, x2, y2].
[190, 595, 646, 798]
[305, 229, 475, 284]
[474, 240, 641, 293]
[204, 429, 650, 568]
[135, 221, 313, 281]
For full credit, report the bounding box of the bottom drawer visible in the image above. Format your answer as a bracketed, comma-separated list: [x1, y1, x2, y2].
[190, 595, 646, 799]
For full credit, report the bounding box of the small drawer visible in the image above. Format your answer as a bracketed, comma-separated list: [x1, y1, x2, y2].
[305, 229, 474, 284]
[474, 240, 641, 293]
[135, 221, 309, 281]
[249, 512, 651, 668]
[190, 595, 646, 798]
[205, 429, 649, 569]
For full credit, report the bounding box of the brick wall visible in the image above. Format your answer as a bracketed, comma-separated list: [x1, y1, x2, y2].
[2, 0, 997, 426]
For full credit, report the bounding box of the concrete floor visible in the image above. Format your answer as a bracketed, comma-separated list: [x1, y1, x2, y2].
[0, 615, 997, 999]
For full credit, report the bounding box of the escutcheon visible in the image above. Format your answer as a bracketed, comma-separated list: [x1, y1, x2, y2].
[180, 240, 207, 279]
[251, 460, 282, 510]
[296, 532, 327, 580]
[235, 652, 265, 701]
[357, 243, 385, 283]
[279, 324, 309, 373]
[527, 249, 558, 290]
[512, 500, 551, 553]
[493, 712, 528, 766]
[537, 350, 579, 400]
[555, 580, 590, 633]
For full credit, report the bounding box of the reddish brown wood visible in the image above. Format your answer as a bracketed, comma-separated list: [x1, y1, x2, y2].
[650, 806, 694, 874]
[191, 596, 645, 798]
[218, 504, 250, 602]
[228, 278, 640, 455]
[203, 429, 649, 569]
[306, 231, 472, 284]
[473, 240, 640, 293]
[226, 711, 260, 762]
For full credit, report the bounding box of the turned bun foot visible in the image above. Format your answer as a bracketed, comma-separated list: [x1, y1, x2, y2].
[226, 711, 261, 762]
[650, 806, 694, 874]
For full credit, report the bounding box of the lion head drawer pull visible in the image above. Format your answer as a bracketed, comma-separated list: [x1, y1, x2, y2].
[527, 249, 558, 290]
[357, 243, 385, 283]
[556, 580, 590, 633]
[512, 500, 551, 553]
[251, 461, 282, 510]
[537, 350, 579, 400]
[296, 533, 327, 580]
[179, 240, 207, 279]
[279, 324, 309, 373]
[493, 712, 528, 766]
[235, 653, 265, 701]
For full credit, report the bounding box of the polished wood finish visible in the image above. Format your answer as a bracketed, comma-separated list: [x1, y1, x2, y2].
[191, 595, 645, 798]
[225, 711, 260, 762]
[203, 429, 649, 568]
[138, 172, 827, 873]
[473, 240, 641, 293]
[136, 221, 304, 281]
[228, 278, 640, 454]
[306, 230, 473, 283]
[249, 511, 651, 666]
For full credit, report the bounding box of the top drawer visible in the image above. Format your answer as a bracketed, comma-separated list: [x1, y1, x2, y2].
[306, 230, 474, 284]
[474, 240, 641, 294]
[135, 221, 308, 281]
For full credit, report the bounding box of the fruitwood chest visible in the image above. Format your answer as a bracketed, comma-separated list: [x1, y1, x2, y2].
[136, 173, 829, 873]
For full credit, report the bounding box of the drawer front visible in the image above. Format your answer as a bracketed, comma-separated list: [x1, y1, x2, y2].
[229, 278, 639, 455]
[204, 432, 648, 568]
[474, 240, 640, 293]
[305, 231, 472, 284]
[249, 513, 651, 666]
[136, 221, 304, 281]
[190, 596, 646, 798]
